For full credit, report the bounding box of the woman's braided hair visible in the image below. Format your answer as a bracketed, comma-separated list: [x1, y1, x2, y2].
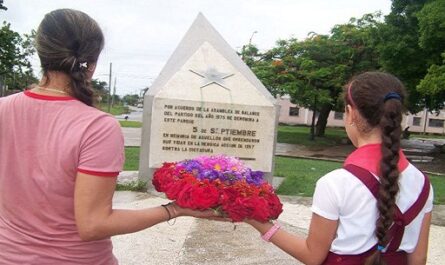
[345, 72, 406, 265]
[35, 9, 104, 106]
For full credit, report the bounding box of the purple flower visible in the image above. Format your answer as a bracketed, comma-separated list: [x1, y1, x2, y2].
[245, 170, 265, 186]
[176, 155, 265, 186]
[201, 169, 221, 181]
[180, 160, 203, 177]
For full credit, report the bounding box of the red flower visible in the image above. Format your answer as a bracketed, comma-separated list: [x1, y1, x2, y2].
[264, 193, 283, 219]
[220, 186, 239, 205]
[176, 181, 220, 210]
[247, 196, 270, 222]
[165, 178, 187, 200]
[190, 182, 220, 210]
[223, 197, 251, 222]
[175, 182, 195, 209]
[152, 157, 283, 223]
[152, 163, 176, 192]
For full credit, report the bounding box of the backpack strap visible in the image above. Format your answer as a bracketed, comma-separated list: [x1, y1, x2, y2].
[343, 164, 430, 251]
[386, 172, 430, 251]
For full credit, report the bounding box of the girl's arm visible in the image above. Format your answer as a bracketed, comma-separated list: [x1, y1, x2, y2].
[74, 172, 215, 241]
[407, 212, 432, 265]
[247, 213, 337, 265]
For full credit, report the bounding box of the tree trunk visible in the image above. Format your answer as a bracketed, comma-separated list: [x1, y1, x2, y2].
[309, 95, 317, 141]
[315, 103, 332, 137]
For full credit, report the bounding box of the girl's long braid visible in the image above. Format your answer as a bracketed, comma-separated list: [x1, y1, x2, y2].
[346, 72, 405, 265]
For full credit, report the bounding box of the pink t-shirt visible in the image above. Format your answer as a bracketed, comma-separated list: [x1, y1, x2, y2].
[0, 91, 124, 264]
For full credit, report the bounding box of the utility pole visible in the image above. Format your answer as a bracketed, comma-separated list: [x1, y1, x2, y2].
[107, 62, 112, 113]
[111, 77, 117, 107]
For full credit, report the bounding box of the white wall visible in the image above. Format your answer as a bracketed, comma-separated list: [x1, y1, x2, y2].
[277, 95, 445, 134]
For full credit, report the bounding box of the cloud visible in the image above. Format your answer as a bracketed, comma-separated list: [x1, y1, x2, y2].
[3, 0, 391, 96]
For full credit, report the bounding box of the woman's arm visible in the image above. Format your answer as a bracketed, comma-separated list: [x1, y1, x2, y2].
[247, 213, 337, 265]
[407, 212, 432, 265]
[74, 172, 215, 241]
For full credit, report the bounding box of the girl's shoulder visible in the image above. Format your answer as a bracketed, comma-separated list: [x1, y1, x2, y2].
[317, 168, 363, 187]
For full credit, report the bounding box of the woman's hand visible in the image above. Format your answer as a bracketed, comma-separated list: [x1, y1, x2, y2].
[169, 202, 230, 221]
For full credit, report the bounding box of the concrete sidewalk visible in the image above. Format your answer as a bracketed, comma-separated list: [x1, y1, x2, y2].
[111, 190, 445, 265]
[118, 126, 445, 264]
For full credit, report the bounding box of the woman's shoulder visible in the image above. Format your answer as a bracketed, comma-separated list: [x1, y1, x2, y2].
[68, 102, 117, 122]
[61, 103, 121, 137]
[0, 91, 24, 103]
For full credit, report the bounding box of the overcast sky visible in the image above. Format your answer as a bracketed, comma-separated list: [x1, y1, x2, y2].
[3, 0, 391, 96]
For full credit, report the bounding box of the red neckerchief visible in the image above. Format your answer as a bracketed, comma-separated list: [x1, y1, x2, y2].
[344, 143, 409, 176]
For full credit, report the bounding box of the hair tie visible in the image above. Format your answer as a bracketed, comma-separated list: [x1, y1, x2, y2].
[79, 62, 88, 69]
[377, 245, 385, 251]
[384, 92, 401, 102]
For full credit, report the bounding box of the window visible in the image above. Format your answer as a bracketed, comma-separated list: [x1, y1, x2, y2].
[334, 112, 344, 120]
[289, 107, 299, 116]
[412, 117, 421, 126]
[429, 119, 444, 128]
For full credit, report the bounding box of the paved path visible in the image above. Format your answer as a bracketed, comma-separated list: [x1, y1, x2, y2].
[121, 127, 142, 147]
[115, 106, 143, 122]
[117, 125, 445, 264]
[112, 191, 445, 265]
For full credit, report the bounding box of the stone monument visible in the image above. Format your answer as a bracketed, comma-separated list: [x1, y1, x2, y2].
[139, 13, 279, 183]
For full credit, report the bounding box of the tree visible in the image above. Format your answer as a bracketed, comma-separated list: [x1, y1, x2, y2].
[0, 22, 37, 93]
[416, 0, 445, 111]
[122, 94, 140, 106]
[248, 41, 293, 98]
[377, 0, 430, 113]
[249, 13, 381, 137]
[312, 13, 381, 136]
[417, 53, 445, 110]
[91, 79, 108, 102]
[240, 43, 260, 67]
[91, 79, 108, 91]
[0, 0, 7, 11]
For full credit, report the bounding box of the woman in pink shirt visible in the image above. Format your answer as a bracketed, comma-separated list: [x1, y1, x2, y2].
[0, 9, 214, 264]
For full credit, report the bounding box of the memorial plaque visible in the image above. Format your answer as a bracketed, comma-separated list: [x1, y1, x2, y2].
[139, 13, 279, 182]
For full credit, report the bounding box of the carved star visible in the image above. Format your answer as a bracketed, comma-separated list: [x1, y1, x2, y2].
[189, 67, 234, 90]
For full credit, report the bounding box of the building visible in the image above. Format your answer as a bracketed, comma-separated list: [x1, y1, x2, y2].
[277, 95, 445, 135]
[404, 109, 445, 134]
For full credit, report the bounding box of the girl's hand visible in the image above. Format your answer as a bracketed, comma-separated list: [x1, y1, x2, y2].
[169, 202, 230, 221]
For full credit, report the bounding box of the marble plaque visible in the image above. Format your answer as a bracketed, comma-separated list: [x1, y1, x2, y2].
[139, 13, 279, 181]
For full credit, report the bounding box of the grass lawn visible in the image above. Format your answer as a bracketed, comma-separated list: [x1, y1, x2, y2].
[123, 147, 445, 204]
[124, 147, 140, 170]
[430, 175, 445, 205]
[411, 133, 445, 140]
[277, 125, 347, 147]
[275, 156, 445, 205]
[99, 103, 130, 116]
[275, 156, 341, 196]
[119, 121, 142, 128]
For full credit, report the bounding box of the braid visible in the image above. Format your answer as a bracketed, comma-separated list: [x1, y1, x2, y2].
[365, 99, 403, 265]
[68, 56, 95, 106]
[345, 72, 406, 265]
